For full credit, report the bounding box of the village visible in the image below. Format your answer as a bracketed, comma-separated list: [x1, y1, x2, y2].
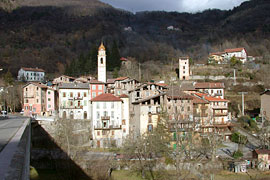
[18, 43, 270, 177]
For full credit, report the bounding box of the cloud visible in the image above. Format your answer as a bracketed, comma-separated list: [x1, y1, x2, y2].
[100, 0, 247, 12]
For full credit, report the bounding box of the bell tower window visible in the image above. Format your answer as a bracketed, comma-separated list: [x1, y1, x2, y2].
[100, 58, 103, 64]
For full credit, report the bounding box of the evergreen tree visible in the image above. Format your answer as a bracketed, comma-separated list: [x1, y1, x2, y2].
[4, 71, 14, 86]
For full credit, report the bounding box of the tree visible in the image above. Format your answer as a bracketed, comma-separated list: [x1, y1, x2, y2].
[230, 56, 242, 66]
[123, 112, 171, 180]
[3, 71, 14, 86]
[108, 40, 121, 71]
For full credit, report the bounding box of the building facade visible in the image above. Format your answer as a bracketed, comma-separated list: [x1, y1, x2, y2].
[179, 57, 190, 80]
[58, 83, 90, 119]
[18, 67, 45, 82]
[91, 93, 127, 148]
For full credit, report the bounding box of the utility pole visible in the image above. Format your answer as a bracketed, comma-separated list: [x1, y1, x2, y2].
[238, 92, 248, 116]
[233, 69, 236, 86]
[138, 62, 141, 81]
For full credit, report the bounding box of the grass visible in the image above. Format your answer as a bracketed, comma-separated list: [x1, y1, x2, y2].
[112, 170, 144, 180]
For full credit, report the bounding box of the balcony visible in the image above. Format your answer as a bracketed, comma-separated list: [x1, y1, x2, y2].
[60, 105, 83, 109]
[74, 96, 83, 100]
[94, 125, 122, 130]
[101, 116, 110, 120]
[214, 112, 228, 116]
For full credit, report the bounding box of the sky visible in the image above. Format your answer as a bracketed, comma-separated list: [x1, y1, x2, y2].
[100, 0, 248, 13]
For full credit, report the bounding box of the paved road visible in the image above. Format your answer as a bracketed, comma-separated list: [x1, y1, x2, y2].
[0, 115, 27, 152]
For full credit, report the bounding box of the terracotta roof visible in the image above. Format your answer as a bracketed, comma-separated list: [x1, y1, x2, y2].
[225, 48, 245, 53]
[115, 77, 129, 81]
[119, 94, 129, 98]
[91, 93, 123, 102]
[156, 83, 168, 87]
[21, 67, 45, 72]
[209, 52, 224, 56]
[194, 93, 228, 102]
[192, 96, 208, 104]
[167, 86, 193, 99]
[255, 149, 270, 154]
[89, 79, 104, 84]
[120, 57, 128, 61]
[195, 82, 225, 89]
[107, 79, 116, 84]
[24, 82, 48, 89]
[98, 42, 105, 51]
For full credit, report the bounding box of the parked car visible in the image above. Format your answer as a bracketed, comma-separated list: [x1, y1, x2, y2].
[1, 110, 8, 118]
[20, 109, 24, 115]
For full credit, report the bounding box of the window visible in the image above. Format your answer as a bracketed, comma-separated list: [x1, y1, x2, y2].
[98, 92, 102, 95]
[48, 98, 51, 101]
[92, 85, 96, 90]
[112, 131, 114, 136]
[48, 105, 51, 108]
[97, 112, 100, 119]
[123, 128, 126, 133]
[183, 66, 185, 69]
[181, 107, 184, 111]
[84, 92, 87, 97]
[26, 88, 28, 91]
[122, 119, 126, 125]
[25, 99, 28, 103]
[100, 58, 103, 64]
[111, 111, 114, 119]
[92, 92, 96, 98]
[78, 92, 80, 97]
[63, 92, 66, 97]
[187, 106, 190, 111]
[96, 102, 100, 109]
[70, 92, 73, 97]
[48, 91, 51, 95]
[36, 87, 39, 90]
[148, 125, 153, 132]
[98, 85, 102, 90]
[97, 131, 100, 136]
[70, 101, 73, 106]
[111, 102, 114, 109]
[36, 99, 39, 103]
[78, 101, 81, 107]
[104, 111, 108, 116]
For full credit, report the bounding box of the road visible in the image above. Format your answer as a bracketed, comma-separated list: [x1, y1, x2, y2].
[0, 115, 27, 152]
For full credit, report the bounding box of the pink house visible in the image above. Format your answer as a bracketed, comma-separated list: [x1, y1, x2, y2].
[23, 82, 56, 116]
[89, 79, 105, 100]
[46, 88, 56, 115]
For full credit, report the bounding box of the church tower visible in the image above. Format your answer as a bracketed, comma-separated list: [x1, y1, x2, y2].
[98, 42, 106, 83]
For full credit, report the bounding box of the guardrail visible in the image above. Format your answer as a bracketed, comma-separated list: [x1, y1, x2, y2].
[0, 118, 31, 180]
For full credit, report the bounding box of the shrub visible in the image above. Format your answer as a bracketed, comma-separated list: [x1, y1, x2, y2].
[232, 150, 243, 159]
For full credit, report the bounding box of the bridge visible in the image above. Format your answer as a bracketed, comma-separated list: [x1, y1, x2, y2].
[0, 115, 31, 180]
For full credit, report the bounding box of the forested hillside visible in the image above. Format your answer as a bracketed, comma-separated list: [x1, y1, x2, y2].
[0, 0, 269, 77]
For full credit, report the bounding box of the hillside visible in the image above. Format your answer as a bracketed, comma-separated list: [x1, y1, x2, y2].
[0, 0, 269, 76]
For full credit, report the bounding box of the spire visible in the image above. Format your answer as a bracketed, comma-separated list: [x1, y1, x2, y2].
[99, 42, 106, 51]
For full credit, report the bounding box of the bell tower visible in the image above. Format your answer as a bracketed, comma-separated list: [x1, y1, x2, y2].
[98, 42, 106, 83]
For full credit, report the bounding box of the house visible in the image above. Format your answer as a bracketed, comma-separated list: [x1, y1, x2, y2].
[90, 93, 128, 148]
[128, 83, 167, 103]
[194, 82, 225, 99]
[224, 48, 248, 64]
[89, 79, 105, 99]
[253, 149, 270, 170]
[23, 82, 52, 116]
[18, 67, 45, 82]
[208, 52, 225, 64]
[130, 93, 165, 136]
[260, 89, 270, 121]
[46, 88, 56, 116]
[52, 75, 75, 85]
[113, 77, 140, 96]
[58, 83, 90, 120]
[179, 57, 190, 80]
[120, 57, 132, 69]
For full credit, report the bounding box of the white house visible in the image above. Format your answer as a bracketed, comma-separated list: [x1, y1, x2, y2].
[194, 82, 225, 99]
[18, 67, 45, 82]
[91, 93, 128, 148]
[224, 48, 248, 64]
[179, 57, 190, 80]
[58, 83, 90, 120]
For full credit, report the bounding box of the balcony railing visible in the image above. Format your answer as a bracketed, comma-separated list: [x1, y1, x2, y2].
[214, 112, 228, 116]
[101, 116, 110, 120]
[94, 125, 122, 130]
[60, 105, 83, 109]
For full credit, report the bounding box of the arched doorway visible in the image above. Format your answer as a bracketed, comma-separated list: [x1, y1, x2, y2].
[70, 111, 74, 119]
[84, 111, 87, 119]
[63, 111, 67, 119]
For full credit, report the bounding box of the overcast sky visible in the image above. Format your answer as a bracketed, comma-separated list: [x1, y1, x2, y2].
[100, 0, 248, 13]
